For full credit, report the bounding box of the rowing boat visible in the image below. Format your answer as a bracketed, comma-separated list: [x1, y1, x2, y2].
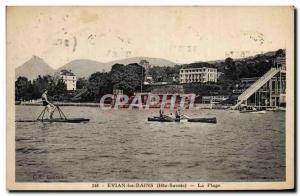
[148, 115, 217, 123]
[240, 110, 266, 114]
[187, 117, 217, 123]
[16, 118, 90, 123]
[148, 116, 180, 122]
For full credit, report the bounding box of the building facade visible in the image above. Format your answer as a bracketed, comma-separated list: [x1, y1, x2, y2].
[180, 67, 218, 84]
[59, 70, 77, 91]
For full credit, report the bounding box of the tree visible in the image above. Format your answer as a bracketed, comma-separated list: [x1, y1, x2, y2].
[147, 65, 181, 83]
[110, 63, 145, 94]
[15, 76, 32, 101]
[52, 79, 67, 101]
[111, 63, 124, 73]
[275, 49, 284, 57]
[87, 72, 113, 101]
[15, 75, 68, 101]
[224, 57, 238, 81]
[148, 66, 167, 82]
[76, 77, 88, 89]
[32, 75, 51, 96]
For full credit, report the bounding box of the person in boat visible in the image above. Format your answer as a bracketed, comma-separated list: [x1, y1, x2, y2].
[159, 108, 164, 118]
[175, 109, 180, 119]
[41, 90, 55, 119]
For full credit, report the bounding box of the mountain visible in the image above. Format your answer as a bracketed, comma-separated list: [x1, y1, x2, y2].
[106, 57, 176, 67]
[15, 56, 178, 80]
[15, 50, 281, 80]
[15, 56, 55, 80]
[59, 59, 107, 78]
[59, 57, 177, 78]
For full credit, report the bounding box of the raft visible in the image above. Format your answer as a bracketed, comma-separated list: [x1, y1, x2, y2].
[16, 118, 90, 123]
[187, 117, 217, 123]
[16, 105, 90, 123]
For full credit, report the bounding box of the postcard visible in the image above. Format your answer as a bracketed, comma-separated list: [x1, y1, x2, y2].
[6, 6, 294, 190]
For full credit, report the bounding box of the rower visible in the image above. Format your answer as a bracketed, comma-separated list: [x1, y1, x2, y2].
[175, 109, 180, 119]
[159, 109, 164, 118]
[41, 90, 55, 119]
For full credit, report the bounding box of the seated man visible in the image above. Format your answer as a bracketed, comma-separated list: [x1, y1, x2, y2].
[175, 109, 180, 119]
[159, 109, 164, 118]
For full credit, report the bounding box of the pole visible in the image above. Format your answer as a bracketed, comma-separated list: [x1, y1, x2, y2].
[255, 91, 256, 107]
[37, 106, 47, 120]
[141, 65, 143, 93]
[259, 91, 261, 109]
[270, 78, 273, 107]
[57, 106, 67, 119]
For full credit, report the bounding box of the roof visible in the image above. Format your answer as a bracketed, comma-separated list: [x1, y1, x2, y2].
[60, 69, 75, 76]
[180, 66, 217, 71]
[181, 62, 217, 69]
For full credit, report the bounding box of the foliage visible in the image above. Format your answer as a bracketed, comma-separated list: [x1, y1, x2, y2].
[48, 78, 67, 100]
[86, 72, 113, 101]
[183, 83, 224, 96]
[76, 77, 88, 89]
[15, 77, 33, 101]
[15, 49, 285, 102]
[15, 75, 67, 101]
[148, 65, 180, 83]
[110, 63, 145, 94]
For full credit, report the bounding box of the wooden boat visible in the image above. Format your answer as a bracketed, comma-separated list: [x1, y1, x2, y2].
[16, 118, 90, 123]
[266, 107, 286, 112]
[148, 116, 180, 122]
[187, 117, 217, 123]
[240, 110, 266, 114]
[239, 105, 266, 114]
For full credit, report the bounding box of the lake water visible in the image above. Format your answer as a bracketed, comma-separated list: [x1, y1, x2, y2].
[15, 105, 285, 182]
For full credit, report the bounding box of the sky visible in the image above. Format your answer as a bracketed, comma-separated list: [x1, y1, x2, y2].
[7, 6, 293, 69]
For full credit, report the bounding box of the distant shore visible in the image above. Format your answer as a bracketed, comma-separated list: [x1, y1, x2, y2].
[16, 101, 230, 110]
[17, 101, 100, 107]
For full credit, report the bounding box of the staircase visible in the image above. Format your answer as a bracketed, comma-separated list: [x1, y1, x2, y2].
[232, 67, 281, 110]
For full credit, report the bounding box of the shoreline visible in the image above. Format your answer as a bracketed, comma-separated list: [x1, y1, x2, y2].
[16, 102, 231, 110]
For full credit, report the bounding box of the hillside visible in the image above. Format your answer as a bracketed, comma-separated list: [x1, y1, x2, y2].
[15, 56, 55, 80]
[59, 59, 107, 78]
[107, 57, 176, 68]
[15, 50, 282, 81]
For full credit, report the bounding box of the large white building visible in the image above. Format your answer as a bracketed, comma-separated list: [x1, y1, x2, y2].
[180, 67, 218, 84]
[59, 70, 77, 91]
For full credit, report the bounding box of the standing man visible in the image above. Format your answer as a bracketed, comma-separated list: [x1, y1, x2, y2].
[41, 90, 55, 119]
